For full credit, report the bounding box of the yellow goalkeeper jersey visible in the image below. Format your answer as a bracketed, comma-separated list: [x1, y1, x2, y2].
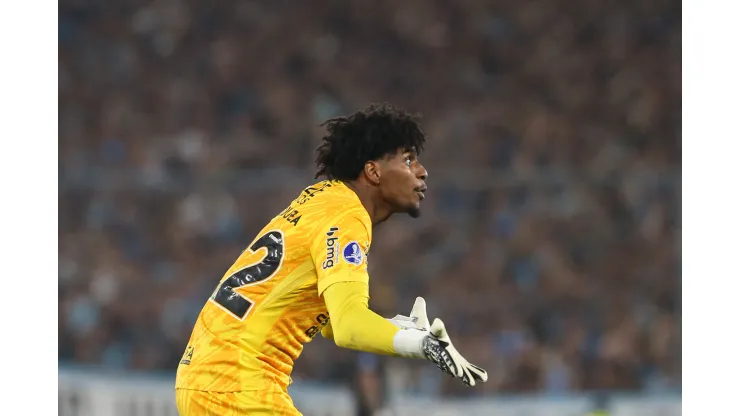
[175, 180, 373, 392]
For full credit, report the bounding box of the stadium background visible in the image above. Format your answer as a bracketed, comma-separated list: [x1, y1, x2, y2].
[58, 0, 681, 414]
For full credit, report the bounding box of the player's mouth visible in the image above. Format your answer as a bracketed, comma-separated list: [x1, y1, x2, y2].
[416, 187, 427, 201]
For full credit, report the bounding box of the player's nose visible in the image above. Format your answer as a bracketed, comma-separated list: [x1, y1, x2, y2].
[416, 163, 428, 181]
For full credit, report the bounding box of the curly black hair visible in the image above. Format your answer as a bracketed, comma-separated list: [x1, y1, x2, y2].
[314, 103, 427, 181]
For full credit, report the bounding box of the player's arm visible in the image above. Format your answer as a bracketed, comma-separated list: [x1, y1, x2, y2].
[323, 280, 488, 387]
[322, 281, 424, 356]
[312, 213, 488, 386]
[312, 213, 418, 356]
[319, 292, 422, 341]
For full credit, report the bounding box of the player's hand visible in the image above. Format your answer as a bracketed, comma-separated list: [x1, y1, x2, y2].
[388, 298, 487, 387]
[421, 318, 488, 387]
[388, 297, 430, 331]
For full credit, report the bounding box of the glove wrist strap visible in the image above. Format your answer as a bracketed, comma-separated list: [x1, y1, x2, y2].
[392, 328, 427, 359]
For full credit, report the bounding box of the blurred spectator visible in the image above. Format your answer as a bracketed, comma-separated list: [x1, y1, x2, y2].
[59, 0, 680, 397]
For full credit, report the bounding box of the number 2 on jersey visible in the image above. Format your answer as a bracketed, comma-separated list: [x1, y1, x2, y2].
[210, 230, 285, 320]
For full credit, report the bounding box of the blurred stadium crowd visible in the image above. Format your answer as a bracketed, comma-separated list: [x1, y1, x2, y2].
[59, 0, 680, 398]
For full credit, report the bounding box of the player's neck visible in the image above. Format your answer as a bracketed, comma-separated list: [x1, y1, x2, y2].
[342, 180, 393, 226]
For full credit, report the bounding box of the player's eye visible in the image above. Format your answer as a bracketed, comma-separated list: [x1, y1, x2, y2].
[404, 157, 412, 167]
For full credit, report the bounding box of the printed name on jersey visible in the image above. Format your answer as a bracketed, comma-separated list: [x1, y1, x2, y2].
[343, 241, 364, 265]
[296, 181, 332, 205]
[322, 226, 340, 269]
[278, 205, 302, 226]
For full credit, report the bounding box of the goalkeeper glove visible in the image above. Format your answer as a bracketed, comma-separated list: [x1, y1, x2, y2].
[388, 297, 430, 331]
[420, 318, 488, 387]
[390, 299, 488, 387]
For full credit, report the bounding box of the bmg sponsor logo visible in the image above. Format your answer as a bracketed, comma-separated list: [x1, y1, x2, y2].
[322, 226, 340, 269]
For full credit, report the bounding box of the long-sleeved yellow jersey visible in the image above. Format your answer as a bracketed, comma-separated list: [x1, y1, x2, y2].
[175, 180, 400, 393]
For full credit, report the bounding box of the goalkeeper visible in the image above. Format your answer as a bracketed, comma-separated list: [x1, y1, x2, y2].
[314, 105, 487, 387]
[175, 104, 486, 416]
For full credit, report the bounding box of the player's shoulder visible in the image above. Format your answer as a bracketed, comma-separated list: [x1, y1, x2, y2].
[270, 180, 366, 231]
[296, 180, 363, 215]
[294, 180, 371, 235]
[318, 182, 369, 224]
[294, 180, 344, 204]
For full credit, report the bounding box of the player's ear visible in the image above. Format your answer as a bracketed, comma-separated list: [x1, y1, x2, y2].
[363, 161, 381, 186]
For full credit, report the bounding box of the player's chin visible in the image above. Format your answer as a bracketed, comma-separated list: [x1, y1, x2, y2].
[406, 204, 422, 218]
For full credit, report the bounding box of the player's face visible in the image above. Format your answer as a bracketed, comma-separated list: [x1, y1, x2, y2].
[379, 148, 428, 218]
